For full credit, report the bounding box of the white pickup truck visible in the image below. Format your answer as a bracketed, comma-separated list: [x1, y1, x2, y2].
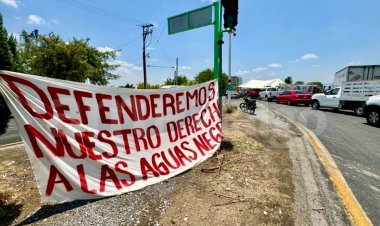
[365, 95, 380, 127]
[259, 87, 281, 102]
[311, 80, 380, 116]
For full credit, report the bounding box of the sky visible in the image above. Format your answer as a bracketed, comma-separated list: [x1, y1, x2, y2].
[1, 0, 380, 87]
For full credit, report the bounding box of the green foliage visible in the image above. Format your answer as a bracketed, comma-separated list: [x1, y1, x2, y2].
[18, 32, 119, 85]
[0, 95, 11, 134]
[307, 81, 323, 88]
[164, 75, 189, 86]
[293, 81, 304, 85]
[284, 76, 293, 85]
[224, 106, 235, 114]
[194, 68, 228, 93]
[0, 13, 13, 134]
[0, 14, 13, 70]
[120, 83, 135, 88]
[137, 83, 161, 89]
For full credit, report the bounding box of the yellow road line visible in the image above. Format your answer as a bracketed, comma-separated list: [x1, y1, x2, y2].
[274, 111, 373, 226]
[0, 141, 23, 149]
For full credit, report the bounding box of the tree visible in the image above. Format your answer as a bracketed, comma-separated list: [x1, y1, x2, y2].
[284, 76, 293, 85]
[18, 32, 119, 85]
[194, 68, 228, 93]
[307, 81, 323, 88]
[0, 14, 13, 70]
[164, 75, 189, 86]
[137, 83, 161, 89]
[0, 13, 14, 134]
[120, 83, 135, 88]
[293, 81, 304, 85]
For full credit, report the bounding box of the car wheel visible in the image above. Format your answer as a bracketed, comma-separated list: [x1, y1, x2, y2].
[355, 105, 364, 116]
[311, 100, 320, 110]
[366, 108, 380, 127]
[239, 103, 247, 112]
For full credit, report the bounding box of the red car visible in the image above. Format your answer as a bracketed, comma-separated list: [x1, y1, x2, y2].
[275, 90, 311, 106]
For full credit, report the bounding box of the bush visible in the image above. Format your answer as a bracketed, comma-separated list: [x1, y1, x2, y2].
[224, 106, 236, 114]
[0, 94, 11, 134]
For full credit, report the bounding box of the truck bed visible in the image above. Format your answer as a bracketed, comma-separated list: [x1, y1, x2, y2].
[341, 80, 380, 101]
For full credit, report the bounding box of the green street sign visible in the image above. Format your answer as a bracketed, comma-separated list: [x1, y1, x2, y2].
[168, 5, 213, 35]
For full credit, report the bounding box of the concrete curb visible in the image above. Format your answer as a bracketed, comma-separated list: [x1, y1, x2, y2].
[272, 110, 373, 226]
[0, 141, 23, 149]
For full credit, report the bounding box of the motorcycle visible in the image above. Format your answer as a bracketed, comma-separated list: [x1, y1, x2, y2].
[239, 96, 257, 114]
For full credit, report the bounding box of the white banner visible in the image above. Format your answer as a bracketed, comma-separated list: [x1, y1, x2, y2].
[0, 71, 221, 201]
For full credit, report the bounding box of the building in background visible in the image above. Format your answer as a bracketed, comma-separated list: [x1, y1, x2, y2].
[231, 76, 243, 91]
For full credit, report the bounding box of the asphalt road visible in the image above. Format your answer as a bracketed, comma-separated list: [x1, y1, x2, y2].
[0, 118, 22, 146]
[259, 100, 380, 225]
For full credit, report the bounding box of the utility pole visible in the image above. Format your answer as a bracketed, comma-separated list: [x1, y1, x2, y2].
[142, 24, 154, 89]
[174, 57, 178, 85]
[227, 31, 232, 106]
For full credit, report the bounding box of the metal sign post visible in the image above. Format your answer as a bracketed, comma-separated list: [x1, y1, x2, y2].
[168, 2, 223, 114]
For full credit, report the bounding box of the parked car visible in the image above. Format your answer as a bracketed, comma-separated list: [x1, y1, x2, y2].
[364, 95, 380, 127]
[259, 87, 281, 102]
[231, 91, 239, 99]
[276, 90, 312, 106]
[224, 91, 240, 99]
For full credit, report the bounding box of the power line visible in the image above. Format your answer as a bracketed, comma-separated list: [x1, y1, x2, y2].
[157, 41, 171, 66]
[114, 35, 140, 49]
[147, 65, 174, 69]
[57, 0, 145, 26]
[152, 23, 166, 48]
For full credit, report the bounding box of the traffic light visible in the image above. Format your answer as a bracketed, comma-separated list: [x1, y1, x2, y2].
[221, 0, 238, 30]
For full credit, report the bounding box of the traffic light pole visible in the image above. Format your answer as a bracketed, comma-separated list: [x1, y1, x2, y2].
[227, 31, 232, 106]
[214, 1, 223, 114]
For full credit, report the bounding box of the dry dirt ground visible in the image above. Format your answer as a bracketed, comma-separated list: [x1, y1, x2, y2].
[0, 105, 349, 226]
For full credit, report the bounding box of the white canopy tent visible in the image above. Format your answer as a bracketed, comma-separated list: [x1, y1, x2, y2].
[239, 78, 285, 89]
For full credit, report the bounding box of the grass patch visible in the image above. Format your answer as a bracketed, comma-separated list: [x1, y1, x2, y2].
[224, 105, 237, 114]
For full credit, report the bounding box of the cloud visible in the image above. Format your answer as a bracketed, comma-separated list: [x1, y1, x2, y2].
[301, 53, 318, 60]
[1, 0, 19, 8]
[201, 0, 214, 3]
[108, 60, 144, 86]
[312, 64, 320, 67]
[252, 67, 267, 72]
[268, 72, 277, 77]
[235, 70, 250, 76]
[51, 19, 59, 24]
[27, 15, 46, 25]
[109, 60, 142, 77]
[348, 61, 361, 65]
[267, 63, 282, 68]
[204, 59, 210, 63]
[97, 46, 121, 56]
[179, 66, 192, 70]
[147, 47, 155, 51]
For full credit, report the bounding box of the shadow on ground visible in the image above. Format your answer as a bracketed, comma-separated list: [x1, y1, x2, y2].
[220, 139, 234, 151]
[0, 202, 22, 226]
[16, 198, 103, 226]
